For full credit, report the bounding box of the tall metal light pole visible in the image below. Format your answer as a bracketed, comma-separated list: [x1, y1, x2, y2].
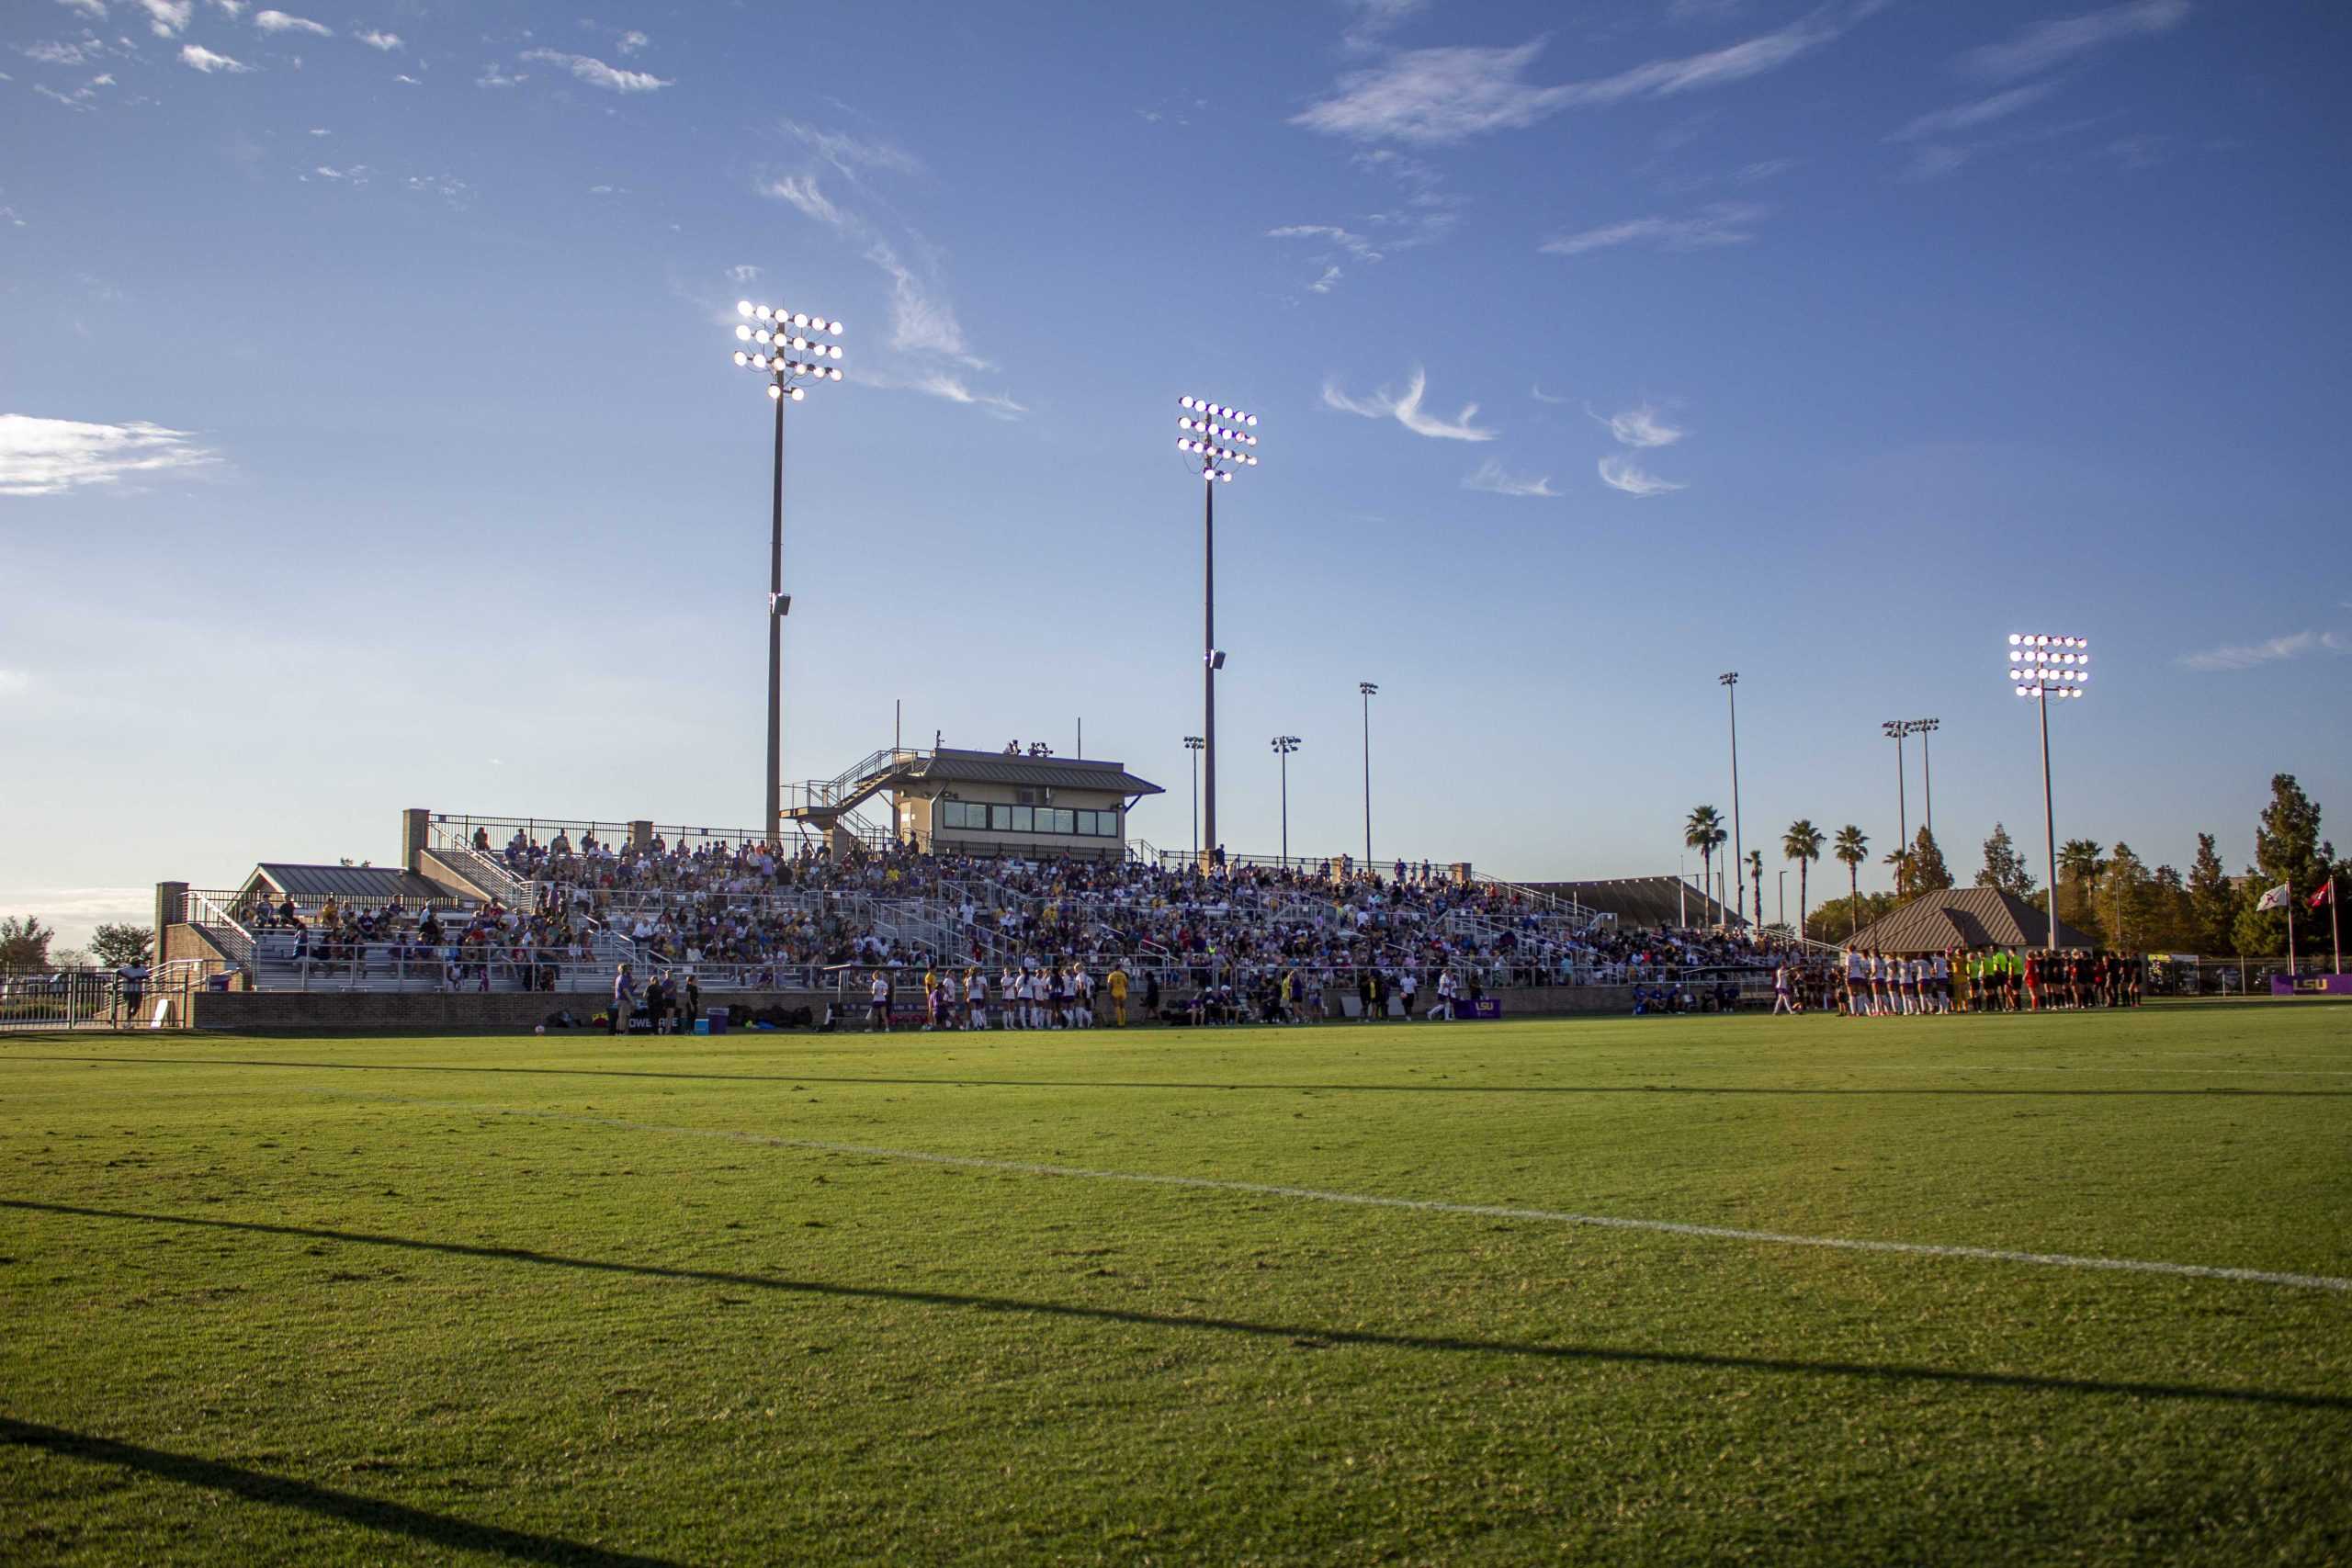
[2007, 635, 2088, 953]
[729, 299, 844, 841]
[1358, 682, 1378, 866]
[1272, 735, 1301, 865]
[1719, 672, 1744, 927]
[1913, 717, 1939, 842]
[1882, 719, 1912, 887]
[1182, 736, 1205, 863]
[1778, 868, 1787, 931]
[1174, 394, 1261, 869]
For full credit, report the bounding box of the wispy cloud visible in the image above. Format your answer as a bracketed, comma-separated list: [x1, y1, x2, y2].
[1307, 265, 1342, 294]
[0, 414, 220, 496]
[1598, 454, 1686, 497]
[1541, 201, 1762, 257]
[1464, 457, 1559, 498]
[253, 9, 329, 36]
[616, 29, 648, 56]
[1594, 403, 1686, 447]
[19, 39, 95, 65]
[1322, 367, 1496, 442]
[909, 373, 1026, 420]
[517, 49, 670, 93]
[867, 239, 985, 367]
[1266, 222, 1385, 263]
[1530, 384, 1570, 405]
[1295, 6, 1868, 145]
[1341, 0, 1426, 55]
[1893, 81, 2057, 141]
[762, 173, 845, 229]
[2178, 628, 2348, 672]
[58, 0, 109, 17]
[1959, 0, 2190, 82]
[475, 62, 520, 88]
[755, 123, 1015, 415]
[778, 118, 922, 181]
[356, 28, 400, 51]
[179, 42, 252, 73]
[136, 0, 193, 37]
[726, 264, 761, 284]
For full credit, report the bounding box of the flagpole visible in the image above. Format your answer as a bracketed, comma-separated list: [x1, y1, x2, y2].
[2330, 879, 2341, 976]
[2287, 888, 2296, 983]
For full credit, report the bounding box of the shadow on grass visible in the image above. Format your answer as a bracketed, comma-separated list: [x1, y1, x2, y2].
[0, 1415, 679, 1566]
[11, 1055, 2349, 1099]
[7, 1200, 2346, 1414]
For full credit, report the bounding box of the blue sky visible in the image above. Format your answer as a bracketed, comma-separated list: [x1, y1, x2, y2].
[5, 0, 2349, 944]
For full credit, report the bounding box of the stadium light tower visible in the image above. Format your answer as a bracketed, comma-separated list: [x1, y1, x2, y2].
[729, 299, 844, 840]
[1272, 735, 1301, 864]
[1719, 673, 1744, 928]
[2008, 634, 2089, 954]
[1913, 717, 1940, 842]
[1882, 719, 1913, 882]
[1174, 393, 1261, 869]
[1358, 682, 1378, 867]
[1182, 736, 1205, 863]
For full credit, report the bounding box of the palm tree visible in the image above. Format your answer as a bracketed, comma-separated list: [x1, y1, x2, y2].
[1833, 825, 1869, 940]
[1747, 849, 1763, 929]
[1783, 818, 1824, 940]
[1683, 805, 1726, 926]
[1883, 846, 1913, 900]
[2058, 838, 2106, 930]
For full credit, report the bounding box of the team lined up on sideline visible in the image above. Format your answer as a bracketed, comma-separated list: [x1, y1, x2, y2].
[1769, 949, 2149, 1016]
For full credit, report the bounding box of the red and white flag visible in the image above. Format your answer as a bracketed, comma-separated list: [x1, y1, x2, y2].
[2312, 878, 2336, 909]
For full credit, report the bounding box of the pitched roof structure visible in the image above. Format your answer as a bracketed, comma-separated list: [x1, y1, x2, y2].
[897, 749, 1163, 797]
[1522, 876, 1736, 929]
[1845, 887, 2093, 953]
[248, 863, 456, 903]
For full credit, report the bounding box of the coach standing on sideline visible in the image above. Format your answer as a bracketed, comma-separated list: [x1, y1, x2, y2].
[609, 962, 636, 1036]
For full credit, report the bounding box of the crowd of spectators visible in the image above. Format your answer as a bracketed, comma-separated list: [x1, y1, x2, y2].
[231, 829, 1813, 1001]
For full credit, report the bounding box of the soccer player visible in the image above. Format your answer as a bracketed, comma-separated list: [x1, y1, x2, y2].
[966, 968, 986, 1030]
[868, 968, 892, 1032]
[1107, 964, 1129, 1028]
[1771, 963, 1796, 1014]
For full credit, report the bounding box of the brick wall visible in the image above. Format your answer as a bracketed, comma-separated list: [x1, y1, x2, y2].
[190, 988, 835, 1032]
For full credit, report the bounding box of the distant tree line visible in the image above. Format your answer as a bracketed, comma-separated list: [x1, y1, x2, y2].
[1747, 773, 2342, 955]
[0, 919, 153, 971]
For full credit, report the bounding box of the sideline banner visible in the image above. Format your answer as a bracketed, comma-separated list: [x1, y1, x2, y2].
[2271, 973, 2352, 997]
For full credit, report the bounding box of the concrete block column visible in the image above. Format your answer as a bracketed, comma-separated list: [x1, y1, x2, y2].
[401, 808, 431, 873]
[629, 820, 654, 853]
[154, 881, 187, 939]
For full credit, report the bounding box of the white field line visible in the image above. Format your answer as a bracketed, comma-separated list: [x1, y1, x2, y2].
[426, 1102, 2352, 1294]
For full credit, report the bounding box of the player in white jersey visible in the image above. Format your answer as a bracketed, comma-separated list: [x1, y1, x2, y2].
[1930, 951, 1951, 1013]
[1075, 969, 1095, 1029]
[966, 969, 987, 1029]
[1844, 948, 1865, 1016]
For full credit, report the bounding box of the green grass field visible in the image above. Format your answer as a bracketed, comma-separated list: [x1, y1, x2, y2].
[4, 1006, 2349, 1565]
